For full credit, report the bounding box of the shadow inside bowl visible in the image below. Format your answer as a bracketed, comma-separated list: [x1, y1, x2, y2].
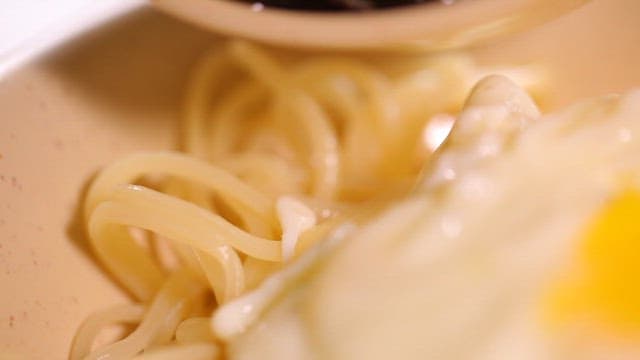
[42, 7, 218, 117]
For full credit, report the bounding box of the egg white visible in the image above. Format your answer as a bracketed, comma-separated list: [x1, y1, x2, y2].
[225, 76, 640, 360]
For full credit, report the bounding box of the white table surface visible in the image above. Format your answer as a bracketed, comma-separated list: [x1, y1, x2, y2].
[0, 0, 143, 78]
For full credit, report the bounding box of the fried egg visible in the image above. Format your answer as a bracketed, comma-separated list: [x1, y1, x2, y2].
[218, 75, 640, 359]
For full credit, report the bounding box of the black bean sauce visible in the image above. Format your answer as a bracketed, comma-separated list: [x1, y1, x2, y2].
[238, 0, 447, 12]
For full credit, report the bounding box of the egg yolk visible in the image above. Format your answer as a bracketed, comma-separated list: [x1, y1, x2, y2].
[546, 189, 640, 333]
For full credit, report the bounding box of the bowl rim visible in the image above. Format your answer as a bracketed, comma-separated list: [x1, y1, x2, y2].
[151, 0, 588, 50]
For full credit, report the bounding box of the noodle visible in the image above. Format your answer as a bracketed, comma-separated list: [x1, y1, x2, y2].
[70, 305, 146, 360]
[72, 40, 542, 359]
[174, 317, 216, 344]
[80, 270, 206, 360]
[132, 344, 219, 360]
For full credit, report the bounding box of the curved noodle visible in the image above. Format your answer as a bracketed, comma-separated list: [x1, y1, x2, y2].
[73, 40, 542, 359]
[85, 152, 274, 229]
[89, 185, 280, 301]
[70, 304, 145, 360]
[82, 270, 206, 360]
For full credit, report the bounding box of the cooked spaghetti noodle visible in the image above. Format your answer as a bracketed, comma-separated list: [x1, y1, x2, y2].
[71, 41, 542, 359]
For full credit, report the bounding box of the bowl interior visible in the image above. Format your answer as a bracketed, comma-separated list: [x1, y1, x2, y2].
[1, 0, 639, 358]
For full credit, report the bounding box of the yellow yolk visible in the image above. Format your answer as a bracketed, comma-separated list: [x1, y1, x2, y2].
[546, 189, 640, 333]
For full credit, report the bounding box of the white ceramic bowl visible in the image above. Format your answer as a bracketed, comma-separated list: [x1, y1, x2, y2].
[152, 0, 589, 50]
[0, 1, 639, 358]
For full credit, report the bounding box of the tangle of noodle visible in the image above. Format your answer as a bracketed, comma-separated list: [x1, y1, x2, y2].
[71, 40, 543, 359]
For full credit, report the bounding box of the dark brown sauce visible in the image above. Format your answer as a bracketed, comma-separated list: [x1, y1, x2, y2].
[239, 0, 448, 12]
